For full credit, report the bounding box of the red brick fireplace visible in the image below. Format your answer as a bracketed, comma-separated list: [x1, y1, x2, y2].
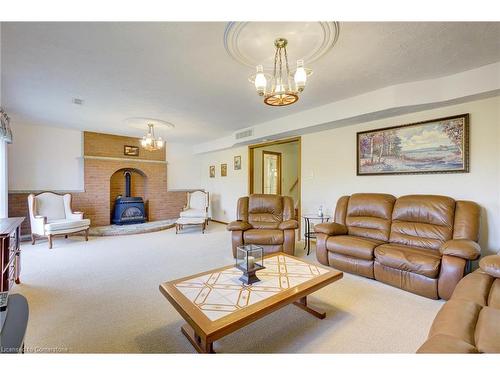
[9, 131, 187, 234]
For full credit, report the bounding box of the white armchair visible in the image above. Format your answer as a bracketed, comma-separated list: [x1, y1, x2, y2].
[28, 192, 91, 249]
[179, 190, 209, 225]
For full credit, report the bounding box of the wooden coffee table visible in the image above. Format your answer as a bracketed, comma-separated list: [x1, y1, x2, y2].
[159, 252, 343, 353]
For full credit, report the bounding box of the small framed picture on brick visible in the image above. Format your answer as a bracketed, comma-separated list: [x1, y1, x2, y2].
[124, 145, 139, 156]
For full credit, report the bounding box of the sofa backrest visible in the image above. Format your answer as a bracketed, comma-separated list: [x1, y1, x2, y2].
[452, 201, 481, 242]
[335, 193, 480, 248]
[339, 193, 396, 241]
[390, 195, 455, 250]
[238, 194, 294, 229]
[188, 190, 208, 210]
[32, 192, 67, 220]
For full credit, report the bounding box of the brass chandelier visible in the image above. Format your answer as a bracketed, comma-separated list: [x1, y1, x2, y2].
[140, 123, 164, 151]
[249, 38, 312, 106]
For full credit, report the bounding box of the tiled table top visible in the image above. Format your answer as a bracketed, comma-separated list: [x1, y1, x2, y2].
[173, 254, 330, 321]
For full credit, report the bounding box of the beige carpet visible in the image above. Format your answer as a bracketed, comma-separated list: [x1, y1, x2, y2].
[12, 223, 443, 353]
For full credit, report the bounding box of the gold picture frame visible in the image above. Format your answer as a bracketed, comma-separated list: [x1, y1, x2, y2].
[357, 114, 469, 175]
[124, 145, 139, 156]
[234, 155, 241, 170]
[221, 164, 227, 177]
[209, 165, 215, 178]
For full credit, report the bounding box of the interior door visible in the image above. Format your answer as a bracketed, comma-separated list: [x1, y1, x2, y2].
[262, 151, 281, 195]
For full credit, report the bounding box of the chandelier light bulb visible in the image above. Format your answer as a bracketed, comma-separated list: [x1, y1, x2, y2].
[140, 123, 166, 151]
[294, 59, 307, 92]
[157, 137, 164, 149]
[254, 65, 267, 96]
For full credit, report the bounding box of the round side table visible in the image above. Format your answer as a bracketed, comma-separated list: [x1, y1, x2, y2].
[302, 214, 331, 255]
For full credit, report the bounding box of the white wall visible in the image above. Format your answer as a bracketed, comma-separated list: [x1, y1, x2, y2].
[199, 146, 248, 223]
[8, 123, 84, 191]
[166, 142, 201, 190]
[198, 96, 500, 256]
[302, 96, 500, 256]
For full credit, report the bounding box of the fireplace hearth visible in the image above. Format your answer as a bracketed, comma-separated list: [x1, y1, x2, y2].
[112, 171, 146, 225]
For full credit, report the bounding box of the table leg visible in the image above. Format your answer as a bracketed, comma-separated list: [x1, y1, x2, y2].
[303, 218, 308, 250]
[293, 296, 326, 319]
[181, 323, 215, 354]
[307, 221, 311, 255]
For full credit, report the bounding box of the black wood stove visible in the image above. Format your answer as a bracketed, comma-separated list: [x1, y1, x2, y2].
[112, 171, 146, 225]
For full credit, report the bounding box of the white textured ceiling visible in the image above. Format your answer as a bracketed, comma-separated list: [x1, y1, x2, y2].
[2, 22, 500, 143]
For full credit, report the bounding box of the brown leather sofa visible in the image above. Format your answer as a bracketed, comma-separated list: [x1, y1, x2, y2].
[227, 194, 298, 257]
[315, 193, 481, 300]
[417, 254, 500, 353]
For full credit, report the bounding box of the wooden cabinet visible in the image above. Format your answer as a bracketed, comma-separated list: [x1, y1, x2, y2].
[1, 218, 24, 293]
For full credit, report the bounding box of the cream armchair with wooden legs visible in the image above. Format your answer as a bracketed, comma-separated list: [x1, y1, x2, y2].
[180, 190, 209, 226]
[28, 192, 91, 249]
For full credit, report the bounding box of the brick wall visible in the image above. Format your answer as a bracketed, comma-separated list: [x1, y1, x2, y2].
[9, 132, 190, 235]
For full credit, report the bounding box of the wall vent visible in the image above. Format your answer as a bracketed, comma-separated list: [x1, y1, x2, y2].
[235, 129, 253, 140]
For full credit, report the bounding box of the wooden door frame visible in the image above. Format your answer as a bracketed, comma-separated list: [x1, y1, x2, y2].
[248, 136, 302, 239]
[261, 151, 282, 195]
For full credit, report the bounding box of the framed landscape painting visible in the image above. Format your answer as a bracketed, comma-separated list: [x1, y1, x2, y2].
[357, 114, 469, 175]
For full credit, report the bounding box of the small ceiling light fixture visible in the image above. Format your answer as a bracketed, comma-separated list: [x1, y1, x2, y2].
[249, 38, 312, 107]
[72, 98, 84, 105]
[140, 123, 164, 151]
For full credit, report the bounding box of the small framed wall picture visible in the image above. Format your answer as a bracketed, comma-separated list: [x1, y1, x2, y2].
[221, 163, 227, 177]
[124, 145, 139, 156]
[209, 165, 215, 178]
[234, 155, 241, 170]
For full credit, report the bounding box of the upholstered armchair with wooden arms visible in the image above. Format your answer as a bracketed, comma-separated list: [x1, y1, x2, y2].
[227, 194, 298, 257]
[28, 192, 91, 249]
[180, 190, 209, 226]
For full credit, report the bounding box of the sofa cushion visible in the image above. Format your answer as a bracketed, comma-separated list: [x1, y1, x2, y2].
[475, 306, 500, 353]
[180, 209, 207, 218]
[327, 235, 384, 260]
[451, 270, 494, 307]
[35, 192, 67, 220]
[488, 279, 500, 309]
[345, 193, 396, 242]
[45, 219, 91, 232]
[428, 299, 482, 345]
[416, 334, 479, 353]
[374, 243, 441, 278]
[243, 229, 283, 245]
[390, 195, 455, 250]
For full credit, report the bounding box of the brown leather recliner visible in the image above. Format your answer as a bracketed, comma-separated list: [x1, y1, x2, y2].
[315, 193, 481, 300]
[417, 254, 500, 353]
[227, 194, 298, 257]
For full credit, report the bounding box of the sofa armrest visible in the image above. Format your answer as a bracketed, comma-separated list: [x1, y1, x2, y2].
[279, 220, 298, 230]
[314, 222, 348, 236]
[227, 221, 252, 231]
[67, 211, 84, 220]
[31, 216, 47, 235]
[479, 255, 500, 278]
[440, 239, 480, 260]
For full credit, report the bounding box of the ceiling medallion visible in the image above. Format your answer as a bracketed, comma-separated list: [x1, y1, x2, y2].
[223, 22, 340, 69]
[224, 22, 340, 107]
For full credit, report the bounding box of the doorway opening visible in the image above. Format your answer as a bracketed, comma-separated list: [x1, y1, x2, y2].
[248, 137, 301, 236]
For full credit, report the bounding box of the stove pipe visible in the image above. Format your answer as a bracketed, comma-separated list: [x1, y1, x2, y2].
[124, 171, 131, 198]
